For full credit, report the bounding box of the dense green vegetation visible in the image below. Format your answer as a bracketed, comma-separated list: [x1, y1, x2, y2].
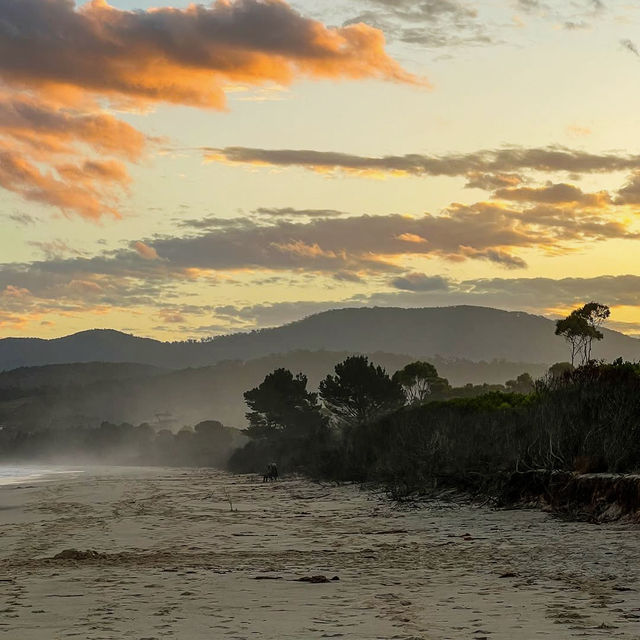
[230, 356, 640, 496]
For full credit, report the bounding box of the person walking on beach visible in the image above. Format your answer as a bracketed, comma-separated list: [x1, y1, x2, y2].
[263, 462, 278, 482]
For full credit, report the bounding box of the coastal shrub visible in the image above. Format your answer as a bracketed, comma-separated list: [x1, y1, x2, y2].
[276, 361, 640, 486]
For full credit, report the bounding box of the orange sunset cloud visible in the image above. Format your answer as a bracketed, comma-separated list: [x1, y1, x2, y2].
[0, 0, 419, 219]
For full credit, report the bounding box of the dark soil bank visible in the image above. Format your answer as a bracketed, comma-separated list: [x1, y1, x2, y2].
[498, 471, 640, 522]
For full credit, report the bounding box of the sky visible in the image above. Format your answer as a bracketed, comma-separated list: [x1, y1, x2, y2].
[2, 0, 640, 340]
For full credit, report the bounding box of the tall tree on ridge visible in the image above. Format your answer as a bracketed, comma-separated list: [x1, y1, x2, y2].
[555, 302, 610, 366]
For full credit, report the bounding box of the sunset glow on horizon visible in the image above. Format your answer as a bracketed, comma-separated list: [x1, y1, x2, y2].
[3, 0, 640, 340]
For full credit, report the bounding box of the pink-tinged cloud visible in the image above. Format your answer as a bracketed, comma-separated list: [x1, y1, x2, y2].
[3, 285, 31, 298]
[396, 232, 427, 243]
[0, 0, 423, 109]
[0, 95, 146, 160]
[0, 148, 121, 219]
[134, 241, 160, 261]
[0, 95, 141, 219]
[0, 0, 420, 219]
[204, 145, 640, 179]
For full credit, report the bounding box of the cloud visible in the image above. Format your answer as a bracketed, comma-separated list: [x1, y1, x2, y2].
[0, 0, 418, 219]
[255, 207, 349, 218]
[133, 241, 160, 261]
[157, 309, 187, 324]
[0, 147, 124, 220]
[29, 239, 86, 259]
[0, 94, 146, 160]
[606, 319, 640, 339]
[373, 273, 640, 317]
[566, 125, 592, 138]
[615, 172, 640, 204]
[333, 270, 363, 283]
[201, 273, 640, 331]
[621, 39, 640, 57]
[0, 0, 421, 109]
[7, 211, 38, 226]
[464, 172, 523, 190]
[152, 209, 540, 272]
[516, 0, 546, 11]
[214, 299, 349, 329]
[0, 94, 140, 220]
[4, 219, 640, 334]
[3, 285, 31, 299]
[457, 247, 527, 269]
[176, 216, 255, 230]
[204, 145, 640, 181]
[493, 182, 610, 205]
[454, 274, 640, 309]
[390, 273, 451, 291]
[516, 0, 605, 26]
[345, 0, 493, 49]
[1, 195, 637, 323]
[563, 20, 590, 30]
[396, 232, 427, 243]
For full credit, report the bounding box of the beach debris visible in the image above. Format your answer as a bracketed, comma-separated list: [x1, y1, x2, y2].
[296, 575, 339, 583]
[254, 576, 283, 580]
[499, 571, 518, 578]
[53, 549, 107, 561]
[52, 549, 104, 561]
[367, 528, 408, 535]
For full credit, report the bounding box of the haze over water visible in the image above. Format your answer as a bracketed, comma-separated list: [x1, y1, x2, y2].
[0, 466, 82, 486]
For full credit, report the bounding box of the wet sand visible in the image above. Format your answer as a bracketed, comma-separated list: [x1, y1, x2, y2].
[1, 467, 639, 639]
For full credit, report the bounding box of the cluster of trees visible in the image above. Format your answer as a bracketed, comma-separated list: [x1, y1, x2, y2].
[356, 360, 640, 495]
[231, 356, 640, 489]
[232, 301, 640, 490]
[0, 420, 240, 467]
[228, 355, 537, 473]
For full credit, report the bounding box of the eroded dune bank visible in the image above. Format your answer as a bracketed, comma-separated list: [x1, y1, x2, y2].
[1, 468, 639, 639]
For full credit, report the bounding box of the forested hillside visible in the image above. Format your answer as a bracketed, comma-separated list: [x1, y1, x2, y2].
[2, 306, 637, 371]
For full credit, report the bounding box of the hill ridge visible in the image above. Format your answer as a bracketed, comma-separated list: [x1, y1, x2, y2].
[0, 305, 638, 371]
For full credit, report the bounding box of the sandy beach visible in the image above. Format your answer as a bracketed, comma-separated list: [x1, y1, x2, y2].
[1, 467, 639, 639]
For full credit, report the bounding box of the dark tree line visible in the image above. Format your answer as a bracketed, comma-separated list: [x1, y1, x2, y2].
[229, 355, 538, 474]
[231, 356, 640, 489]
[230, 305, 640, 492]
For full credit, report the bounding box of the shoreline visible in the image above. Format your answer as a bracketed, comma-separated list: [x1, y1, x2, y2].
[0, 464, 86, 487]
[1, 466, 639, 639]
[3, 461, 640, 522]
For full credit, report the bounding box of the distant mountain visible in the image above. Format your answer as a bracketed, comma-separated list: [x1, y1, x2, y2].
[0, 329, 166, 371]
[0, 351, 549, 431]
[1, 306, 638, 371]
[0, 361, 164, 390]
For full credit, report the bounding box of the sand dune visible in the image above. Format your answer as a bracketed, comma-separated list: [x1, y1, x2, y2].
[1, 467, 639, 639]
